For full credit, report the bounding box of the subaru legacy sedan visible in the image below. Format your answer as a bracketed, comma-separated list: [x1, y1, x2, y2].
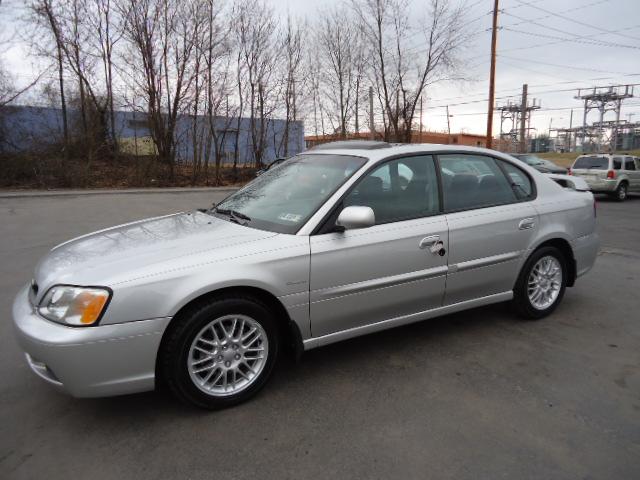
[13, 142, 599, 409]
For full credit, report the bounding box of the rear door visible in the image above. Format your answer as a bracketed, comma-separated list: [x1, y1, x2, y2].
[438, 153, 538, 305]
[309, 155, 448, 337]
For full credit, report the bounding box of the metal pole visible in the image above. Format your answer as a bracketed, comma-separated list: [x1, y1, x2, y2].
[369, 86, 375, 140]
[582, 97, 588, 152]
[613, 98, 621, 152]
[486, 0, 499, 150]
[519, 84, 527, 153]
[568, 109, 573, 152]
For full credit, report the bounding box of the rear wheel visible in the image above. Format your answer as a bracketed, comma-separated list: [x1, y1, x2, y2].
[159, 296, 279, 409]
[612, 182, 628, 202]
[512, 246, 567, 320]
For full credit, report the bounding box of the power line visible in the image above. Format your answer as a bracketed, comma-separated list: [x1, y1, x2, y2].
[497, 55, 640, 77]
[501, 10, 640, 50]
[502, 0, 611, 26]
[499, 23, 640, 53]
[430, 102, 640, 117]
[423, 75, 640, 106]
[500, 26, 640, 50]
[513, 0, 640, 42]
[425, 83, 640, 110]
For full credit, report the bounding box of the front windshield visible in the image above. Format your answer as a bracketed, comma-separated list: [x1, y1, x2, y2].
[215, 154, 367, 234]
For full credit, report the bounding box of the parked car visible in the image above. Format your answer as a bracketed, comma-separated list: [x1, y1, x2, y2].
[511, 154, 567, 174]
[569, 153, 640, 201]
[13, 141, 599, 409]
[255, 157, 287, 177]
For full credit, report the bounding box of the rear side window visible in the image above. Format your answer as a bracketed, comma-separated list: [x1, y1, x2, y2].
[573, 156, 609, 170]
[500, 160, 534, 199]
[612, 157, 622, 170]
[438, 154, 517, 212]
[624, 157, 636, 171]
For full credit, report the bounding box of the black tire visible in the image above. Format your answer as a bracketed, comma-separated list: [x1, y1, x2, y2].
[159, 295, 279, 409]
[613, 182, 628, 202]
[512, 246, 567, 320]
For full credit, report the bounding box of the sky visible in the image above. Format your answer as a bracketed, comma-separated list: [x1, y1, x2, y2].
[2, 0, 639, 138]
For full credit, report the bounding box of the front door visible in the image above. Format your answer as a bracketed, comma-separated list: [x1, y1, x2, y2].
[437, 153, 539, 305]
[309, 155, 448, 337]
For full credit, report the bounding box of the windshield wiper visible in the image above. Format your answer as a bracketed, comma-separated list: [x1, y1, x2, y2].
[214, 207, 251, 225]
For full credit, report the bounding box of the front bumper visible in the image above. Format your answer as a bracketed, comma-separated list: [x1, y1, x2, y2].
[12, 285, 171, 398]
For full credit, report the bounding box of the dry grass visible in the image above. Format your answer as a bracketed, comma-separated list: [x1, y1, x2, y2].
[0, 152, 255, 190]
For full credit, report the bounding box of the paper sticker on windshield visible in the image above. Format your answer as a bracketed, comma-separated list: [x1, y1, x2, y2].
[278, 213, 302, 223]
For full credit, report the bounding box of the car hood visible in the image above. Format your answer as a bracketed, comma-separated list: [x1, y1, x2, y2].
[33, 211, 277, 292]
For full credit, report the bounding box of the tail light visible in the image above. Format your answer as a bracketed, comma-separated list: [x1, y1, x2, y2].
[567, 168, 572, 175]
[607, 170, 616, 179]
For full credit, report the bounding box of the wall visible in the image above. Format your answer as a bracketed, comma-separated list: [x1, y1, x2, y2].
[0, 106, 305, 165]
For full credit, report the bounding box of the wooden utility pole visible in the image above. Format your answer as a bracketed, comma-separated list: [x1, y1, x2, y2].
[519, 83, 528, 153]
[369, 86, 375, 140]
[446, 105, 452, 143]
[486, 0, 499, 150]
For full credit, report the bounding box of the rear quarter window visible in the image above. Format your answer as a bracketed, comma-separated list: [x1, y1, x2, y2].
[613, 157, 622, 170]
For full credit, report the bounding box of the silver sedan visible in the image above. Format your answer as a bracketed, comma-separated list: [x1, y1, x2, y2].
[13, 142, 599, 409]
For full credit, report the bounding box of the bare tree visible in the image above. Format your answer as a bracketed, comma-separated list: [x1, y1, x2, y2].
[276, 14, 303, 156]
[234, 0, 280, 168]
[30, 0, 70, 151]
[315, 7, 364, 138]
[91, 0, 122, 150]
[351, 0, 466, 142]
[118, 0, 202, 174]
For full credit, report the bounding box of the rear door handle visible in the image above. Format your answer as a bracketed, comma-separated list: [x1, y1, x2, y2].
[419, 235, 440, 249]
[518, 218, 535, 230]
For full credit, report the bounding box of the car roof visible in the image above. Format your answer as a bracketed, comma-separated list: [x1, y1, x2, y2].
[300, 143, 514, 163]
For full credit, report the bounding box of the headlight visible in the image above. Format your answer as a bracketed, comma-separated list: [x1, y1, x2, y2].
[38, 285, 111, 326]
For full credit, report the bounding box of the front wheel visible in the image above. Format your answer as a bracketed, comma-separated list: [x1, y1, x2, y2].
[159, 296, 279, 409]
[512, 246, 567, 320]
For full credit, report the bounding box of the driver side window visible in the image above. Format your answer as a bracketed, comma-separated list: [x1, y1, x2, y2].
[344, 155, 440, 225]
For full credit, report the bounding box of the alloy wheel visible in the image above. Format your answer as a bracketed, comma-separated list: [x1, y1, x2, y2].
[527, 255, 563, 310]
[187, 314, 268, 396]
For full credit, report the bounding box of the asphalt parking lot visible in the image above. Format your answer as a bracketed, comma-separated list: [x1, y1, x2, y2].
[1, 190, 639, 479]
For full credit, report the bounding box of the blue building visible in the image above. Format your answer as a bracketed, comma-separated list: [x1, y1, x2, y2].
[0, 105, 305, 165]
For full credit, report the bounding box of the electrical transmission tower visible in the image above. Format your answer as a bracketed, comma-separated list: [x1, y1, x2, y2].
[575, 85, 634, 152]
[497, 86, 540, 153]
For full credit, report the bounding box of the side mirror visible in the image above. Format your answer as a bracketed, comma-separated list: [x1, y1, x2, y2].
[335, 206, 375, 231]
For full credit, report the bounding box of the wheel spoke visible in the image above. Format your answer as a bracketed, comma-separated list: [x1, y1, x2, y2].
[191, 356, 212, 366]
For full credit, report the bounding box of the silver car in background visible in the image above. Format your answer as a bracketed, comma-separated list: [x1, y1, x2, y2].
[570, 154, 640, 201]
[13, 142, 599, 409]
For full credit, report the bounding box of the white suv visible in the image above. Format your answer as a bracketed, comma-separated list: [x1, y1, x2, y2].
[569, 154, 640, 201]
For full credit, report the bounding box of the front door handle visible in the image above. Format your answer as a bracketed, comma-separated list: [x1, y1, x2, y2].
[518, 218, 535, 230]
[419, 235, 440, 249]
[419, 235, 446, 256]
